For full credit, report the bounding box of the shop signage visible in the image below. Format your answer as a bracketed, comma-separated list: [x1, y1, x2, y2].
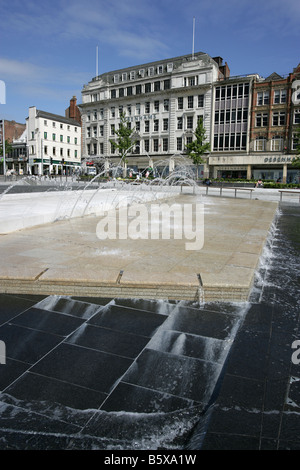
[125, 114, 158, 122]
[264, 156, 296, 164]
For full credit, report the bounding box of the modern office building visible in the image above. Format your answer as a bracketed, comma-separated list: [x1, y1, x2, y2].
[209, 75, 254, 179]
[26, 105, 81, 176]
[80, 52, 229, 175]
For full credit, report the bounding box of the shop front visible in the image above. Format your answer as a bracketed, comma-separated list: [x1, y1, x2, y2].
[209, 154, 300, 183]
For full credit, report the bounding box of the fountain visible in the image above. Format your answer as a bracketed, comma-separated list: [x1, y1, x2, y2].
[0, 155, 290, 450]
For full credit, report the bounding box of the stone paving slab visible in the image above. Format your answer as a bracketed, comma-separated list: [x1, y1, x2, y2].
[0, 194, 278, 302]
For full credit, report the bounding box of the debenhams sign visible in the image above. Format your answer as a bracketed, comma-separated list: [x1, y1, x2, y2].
[264, 156, 297, 164]
[125, 114, 158, 122]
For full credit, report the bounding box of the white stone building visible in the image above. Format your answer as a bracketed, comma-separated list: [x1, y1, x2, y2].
[80, 52, 228, 175]
[26, 106, 81, 176]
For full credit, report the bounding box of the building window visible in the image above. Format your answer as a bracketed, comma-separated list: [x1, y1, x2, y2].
[186, 116, 193, 129]
[154, 81, 160, 92]
[119, 88, 124, 97]
[256, 113, 268, 127]
[145, 83, 151, 93]
[130, 71, 135, 80]
[177, 117, 183, 129]
[272, 111, 286, 126]
[163, 118, 168, 131]
[44, 132, 47, 139]
[60, 148, 63, 156]
[154, 120, 159, 132]
[292, 133, 299, 150]
[111, 143, 115, 153]
[67, 136, 70, 143]
[135, 121, 140, 132]
[87, 127, 91, 138]
[100, 143, 104, 154]
[136, 103, 141, 115]
[163, 99, 169, 111]
[188, 96, 194, 109]
[44, 146, 48, 155]
[99, 125, 104, 136]
[44, 120, 47, 126]
[119, 105, 123, 117]
[148, 67, 154, 77]
[154, 101, 159, 112]
[111, 107, 115, 118]
[122, 72, 127, 81]
[136, 84, 142, 94]
[93, 127, 97, 138]
[255, 137, 266, 151]
[60, 135, 63, 143]
[127, 86, 133, 96]
[186, 136, 193, 147]
[164, 80, 170, 90]
[257, 91, 269, 105]
[185, 76, 196, 87]
[145, 121, 150, 133]
[198, 95, 204, 107]
[178, 97, 183, 110]
[111, 124, 115, 135]
[52, 133, 56, 141]
[177, 137, 182, 151]
[163, 138, 168, 151]
[99, 109, 104, 119]
[145, 102, 150, 114]
[111, 89, 116, 99]
[271, 135, 283, 151]
[153, 139, 159, 152]
[75, 150, 78, 158]
[294, 110, 300, 125]
[144, 139, 150, 152]
[273, 89, 287, 104]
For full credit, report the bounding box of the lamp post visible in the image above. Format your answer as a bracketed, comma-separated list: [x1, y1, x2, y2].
[2, 119, 5, 177]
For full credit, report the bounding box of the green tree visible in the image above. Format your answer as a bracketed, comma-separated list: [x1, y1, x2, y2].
[185, 118, 210, 178]
[0, 139, 12, 156]
[110, 112, 137, 161]
[292, 127, 300, 168]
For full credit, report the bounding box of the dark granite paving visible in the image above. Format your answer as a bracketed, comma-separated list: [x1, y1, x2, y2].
[0, 292, 246, 449]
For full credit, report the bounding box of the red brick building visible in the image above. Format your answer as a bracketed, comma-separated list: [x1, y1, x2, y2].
[65, 96, 81, 124]
[0, 120, 26, 144]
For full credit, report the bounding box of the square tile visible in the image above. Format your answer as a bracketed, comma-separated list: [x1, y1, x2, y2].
[66, 323, 149, 359]
[88, 304, 168, 337]
[0, 323, 62, 364]
[30, 343, 132, 393]
[5, 372, 107, 413]
[11, 307, 85, 337]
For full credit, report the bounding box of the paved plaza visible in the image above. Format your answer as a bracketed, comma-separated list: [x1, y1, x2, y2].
[0, 187, 278, 302]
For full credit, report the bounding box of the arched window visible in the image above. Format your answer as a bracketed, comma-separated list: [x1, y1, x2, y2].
[271, 135, 283, 151]
[255, 136, 266, 151]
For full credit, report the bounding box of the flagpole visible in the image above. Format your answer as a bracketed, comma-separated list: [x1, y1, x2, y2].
[96, 46, 98, 77]
[192, 17, 195, 59]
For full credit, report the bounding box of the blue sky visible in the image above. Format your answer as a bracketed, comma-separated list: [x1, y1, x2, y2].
[0, 0, 299, 124]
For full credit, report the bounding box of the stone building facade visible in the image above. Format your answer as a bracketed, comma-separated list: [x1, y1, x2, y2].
[80, 52, 229, 175]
